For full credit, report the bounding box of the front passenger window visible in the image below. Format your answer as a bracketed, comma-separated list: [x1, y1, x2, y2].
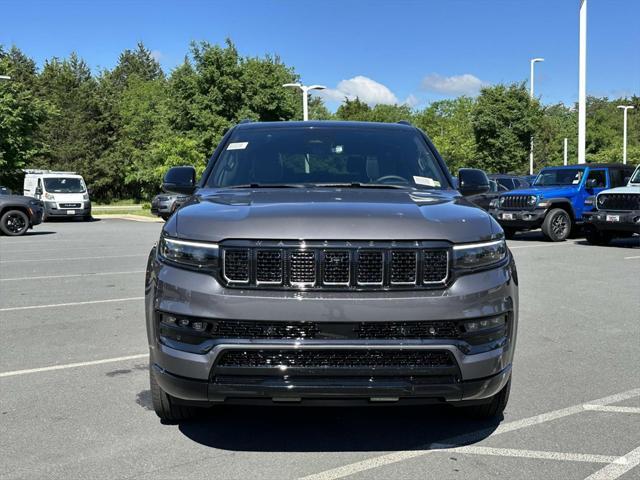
[587, 170, 606, 188]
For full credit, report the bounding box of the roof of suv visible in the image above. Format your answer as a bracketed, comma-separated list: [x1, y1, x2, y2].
[233, 120, 417, 131]
[540, 163, 631, 170]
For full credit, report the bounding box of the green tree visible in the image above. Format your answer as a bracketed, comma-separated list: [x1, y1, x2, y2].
[0, 46, 49, 188]
[336, 97, 371, 121]
[472, 83, 543, 173]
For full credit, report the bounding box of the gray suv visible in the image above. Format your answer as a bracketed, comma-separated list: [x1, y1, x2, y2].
[146, 121, 518, 422]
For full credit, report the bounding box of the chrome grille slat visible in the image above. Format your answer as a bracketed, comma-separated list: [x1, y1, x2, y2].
[221, 243, 449, 290]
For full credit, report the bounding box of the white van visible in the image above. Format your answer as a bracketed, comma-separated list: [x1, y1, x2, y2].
[23, 170, 92, 221]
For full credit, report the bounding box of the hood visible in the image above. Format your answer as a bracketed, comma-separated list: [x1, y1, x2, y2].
[598, 185, 640, 195]
[166, 188, 499, 243]
[46, 192, 86, 202]
[1, 194, 39, 205]
[502, 185, 578, 198]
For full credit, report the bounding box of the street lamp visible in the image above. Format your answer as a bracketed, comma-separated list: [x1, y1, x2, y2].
[283, 82, 326, 121]
[0, 75, 11, 81]
[529, 58, 544, 175]
[617, 105, 635, 165]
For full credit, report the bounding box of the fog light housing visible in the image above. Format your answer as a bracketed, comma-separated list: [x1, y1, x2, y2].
[463, 315, 506, 333]
[190, 321, 207, 332]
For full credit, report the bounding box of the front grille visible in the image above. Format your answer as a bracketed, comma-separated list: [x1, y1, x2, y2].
[221, 241, 450, 290]
[500, 195, 532, 210]
[59, 203, 81, 208]
[211, 320, 319, 339]
[217, 349, 454, 368]
[598, 193, 640, 211]
[357, 321, 460, 339]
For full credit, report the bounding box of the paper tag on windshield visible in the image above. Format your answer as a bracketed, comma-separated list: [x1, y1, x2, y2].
[227, 142, 248, 150]
[413, 176, 440, 187]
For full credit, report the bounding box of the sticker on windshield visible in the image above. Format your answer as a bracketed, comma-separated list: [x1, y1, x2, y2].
[227, 142, 248, 150]
[413, 176, 440, 187]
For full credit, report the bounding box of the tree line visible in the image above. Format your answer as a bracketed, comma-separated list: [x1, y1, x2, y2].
[1, 40, 638, 201]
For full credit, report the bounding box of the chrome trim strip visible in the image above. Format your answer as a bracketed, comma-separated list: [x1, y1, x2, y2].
[423, 249, 450, 285]
[165, 237, 220, 249]
[222, 249, 250, 284]
[452, 239, 504, 251]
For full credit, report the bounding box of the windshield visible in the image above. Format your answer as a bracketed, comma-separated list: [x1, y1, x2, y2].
[206, 126, 450, 190]
[630, 167, 640, 184]
[534, 168, 584, 186]
[44, 177, 86, 193]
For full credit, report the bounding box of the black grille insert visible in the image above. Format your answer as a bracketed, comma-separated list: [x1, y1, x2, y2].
[357, 321, 460, 339]
[598, 193, 640, 211]
[357, 251, 384, 285]
[217, 349, 454, 368]
[391, 251, 417, 284]
[224, 249, 250, 282]
[323, 251, 350, 284]
[212, 320, 319, 339]
[423, 250, 449, 283]
[500, 195, 532, 210]
[59, 203, 81, 209]
[256, 250, 282, 284]
[290, 250, 316, 285]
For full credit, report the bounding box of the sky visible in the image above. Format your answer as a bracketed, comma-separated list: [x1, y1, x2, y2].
[1, 0, 639, 110]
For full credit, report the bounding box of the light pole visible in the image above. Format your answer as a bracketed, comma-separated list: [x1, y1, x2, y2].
[529, 58, 544, 175]
[564, 137, 568, 166]
[0, 75, 11, 81]
[578, 0, 587, 164]
[617, 105, 635, 165]
[283, 82, 326, 121]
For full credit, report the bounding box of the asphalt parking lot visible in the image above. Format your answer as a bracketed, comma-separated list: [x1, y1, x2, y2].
[1, 218, 639, 480]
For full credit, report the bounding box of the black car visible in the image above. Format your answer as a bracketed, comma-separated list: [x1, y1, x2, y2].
[0, 194, 44, 236]
[468, 179, 509, 210]
[488, 174, 530, 191]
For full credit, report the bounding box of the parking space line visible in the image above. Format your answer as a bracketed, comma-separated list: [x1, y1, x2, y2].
[0, 296, 143, 312]
[435, 446, 626, 465]
[300, 388, 640, 480]
[583, 405, 640, 414]
[509, 242, 576, 250]
[584, 445, 640, 480]
[0, 354, 148, 378]
[0, 254, 146, 264]
[623, 255, 640, 260]
[0, 270, 145, 282]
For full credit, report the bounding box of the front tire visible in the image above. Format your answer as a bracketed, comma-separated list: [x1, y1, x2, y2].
[150, 367, 201, 423]
[0, 210, 30, 236]
[542, 208, 572, 242]
[585, 228, 611, 246]
[461, 378, 511, 420]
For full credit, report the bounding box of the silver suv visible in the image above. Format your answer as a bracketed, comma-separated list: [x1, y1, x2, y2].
[145, 121, 518, 422]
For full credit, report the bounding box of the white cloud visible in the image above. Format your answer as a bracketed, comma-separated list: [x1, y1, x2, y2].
[421, 73, 486, 96]
[150, 50, 163, 62]
[318, 75, 399, 106]
[403, 94, 421, 108]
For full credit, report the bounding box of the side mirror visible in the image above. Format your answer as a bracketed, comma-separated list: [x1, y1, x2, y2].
[35, 187, 43, 196]
[162, 166, 197, 195]
[87, 187, 93, 195]
[458, 168, 490, 196]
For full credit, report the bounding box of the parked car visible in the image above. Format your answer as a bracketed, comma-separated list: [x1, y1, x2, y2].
[488, 174, 530, 190]
[491, 163, 635, 241]
[0, 194, 44, 236]
[150, 193, 189, 221]
[583, 164, 640, 245]
[0, 186, 12, 195]
[146, 120, 517, 422]
[468, 179, 509, 210]
[23, 169, 92, 221]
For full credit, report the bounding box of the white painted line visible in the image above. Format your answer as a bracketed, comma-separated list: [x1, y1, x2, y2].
[435, 446, 627, 465]
[0, 296, 143, 312]
[584, 445, 640, 480]
[0, 270, 144, 282]
[0, 254, 146, 264]
[0, 354, 148, 378]
[623, 255, 640, 260]
[583, 404, 640, 414]
[509, 242, 576, 250]
[300, 388, 640, 480]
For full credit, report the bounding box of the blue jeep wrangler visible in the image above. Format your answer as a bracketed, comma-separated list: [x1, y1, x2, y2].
[490, 163, 635, 241]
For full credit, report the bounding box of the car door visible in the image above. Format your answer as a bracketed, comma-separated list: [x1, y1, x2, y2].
[579, 168, 608, 217]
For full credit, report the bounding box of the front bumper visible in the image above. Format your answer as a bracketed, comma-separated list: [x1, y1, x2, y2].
[491, 208, 546, 229]
[146, 256, 518, 405]
[29, 207, 44, 226]
[583, 211, 640, 234]
[44, 201, 91, 218]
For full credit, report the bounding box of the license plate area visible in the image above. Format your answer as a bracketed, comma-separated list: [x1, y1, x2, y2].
[606, 214, 620, 222]
[66, 210, 76, 215]
[502, 213, 514, 220]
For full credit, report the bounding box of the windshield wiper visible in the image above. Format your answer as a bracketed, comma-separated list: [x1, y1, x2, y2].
[224, 183, 306, 189]
[313, 182, 413, 190]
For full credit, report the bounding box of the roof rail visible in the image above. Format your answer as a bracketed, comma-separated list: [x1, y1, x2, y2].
[23, 169, 78, 175]
[397, 120, 413, 126]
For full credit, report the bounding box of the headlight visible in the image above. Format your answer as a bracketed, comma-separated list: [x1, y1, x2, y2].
[44, 192, 55, 200]
[489, 199, 499, 208]
[83, 193, 89, 201]
[158, 236, 219, 270]
[584, 195, 595, 207]
[499, 196, 506, 206]
[452, 239, 507, 269]
[527, 195, 537, 206]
